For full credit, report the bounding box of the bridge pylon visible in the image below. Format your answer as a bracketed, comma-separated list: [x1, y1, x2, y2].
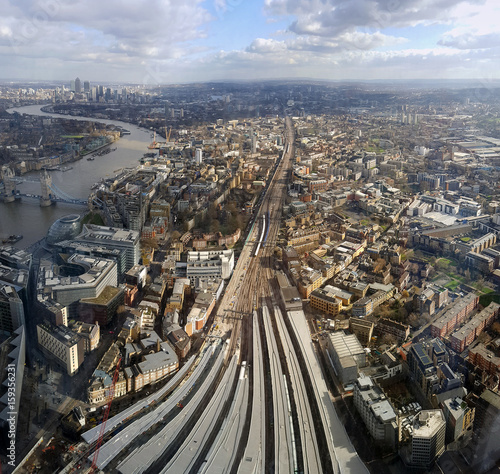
[39, 169, 53, 207]
[1, 166, 16, 203]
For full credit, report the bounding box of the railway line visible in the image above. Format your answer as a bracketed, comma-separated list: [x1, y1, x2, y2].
[159, 355, 240, 473]
[198, 361, 249, 473]
[77, 116, 368, 473]
[273, 305, 322, 473]
[238, 311, 266, 474]
[262, 305, 295, 473]
[115, 345, 229, 474]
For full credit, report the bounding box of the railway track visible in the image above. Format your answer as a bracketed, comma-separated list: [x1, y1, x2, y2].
[77, 116, 367, 474]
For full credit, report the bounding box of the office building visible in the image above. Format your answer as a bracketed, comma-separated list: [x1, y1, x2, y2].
[310, 288, 343, 317]
[69, 320, 100, 353]
[441, 397, 474, 443]
[0, 263, 29, 330]
[177, 250, 234, 283]
[75, 225, 141, 272]
[0, 285, 25, 336]
[37, 254, 118, 318]
[79, 285, 124, 326]
[0, 246, 31, 270]
[74, 77, 81, 93]
[195, 148, 203, 164]
[37, 321, 85, 376]
[125, 264, 148, 290]
[408, 410, 446, 468]
[53, 240, 127, 277]
[0, 326, 25, 450]
[471, 390, 500, 473]
[407, 342, 435, 393]
[326, 332, 366, 384]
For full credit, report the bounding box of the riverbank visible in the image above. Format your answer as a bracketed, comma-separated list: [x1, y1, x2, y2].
[2, 104, 151, 248]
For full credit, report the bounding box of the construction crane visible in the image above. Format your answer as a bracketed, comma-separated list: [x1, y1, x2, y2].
[164, 125, 172, 142]
[89, 358, 122, 473]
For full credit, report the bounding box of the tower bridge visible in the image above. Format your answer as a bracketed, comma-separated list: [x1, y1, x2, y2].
[2, 170, 88, 207]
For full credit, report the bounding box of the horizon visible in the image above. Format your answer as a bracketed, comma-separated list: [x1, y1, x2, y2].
[1, 0, 499, 85]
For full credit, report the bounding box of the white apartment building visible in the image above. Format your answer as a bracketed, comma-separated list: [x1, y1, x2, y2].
[353, 374, 398, 449]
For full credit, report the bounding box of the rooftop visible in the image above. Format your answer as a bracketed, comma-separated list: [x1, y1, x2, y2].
[38, 320, 81, 347]
[80, 285, 122, 305]
[329, 332, 365, 358]
[413, 410, 445, 438]
[138, 346, 178, 374]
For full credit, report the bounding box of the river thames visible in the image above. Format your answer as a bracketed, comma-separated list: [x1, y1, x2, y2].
[1, 105, 152, 248]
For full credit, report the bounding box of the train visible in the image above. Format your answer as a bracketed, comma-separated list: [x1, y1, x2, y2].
[252, 211, 271, 257]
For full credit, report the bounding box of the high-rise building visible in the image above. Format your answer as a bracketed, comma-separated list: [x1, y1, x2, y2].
[195, 148, 203, 164]
[75, 225, 141, 272]
[409, 410, 446, 468]
[75, 77, 81, 93]
[70, 79, 75, 92]
[441, 397, 474, 443]
[0, 285, 25, 336]
[251, 133, 257, 154]
[83, 81, 90, 92]
[471, 390, 500, 472]
[0, 326, 25, 449]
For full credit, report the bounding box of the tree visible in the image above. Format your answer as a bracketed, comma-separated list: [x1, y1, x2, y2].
[374, 258, 387, 273]
[491, 321, 500, 336]
[436, 259, 449, 272]
[464, 268, 472, 283]
[171, 230, 181, 241]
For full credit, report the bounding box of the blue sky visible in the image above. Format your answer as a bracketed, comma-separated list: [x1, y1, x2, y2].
[0, 0, 500, 84]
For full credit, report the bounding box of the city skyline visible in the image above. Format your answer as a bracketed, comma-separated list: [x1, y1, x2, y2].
[1, 0, 500, 84]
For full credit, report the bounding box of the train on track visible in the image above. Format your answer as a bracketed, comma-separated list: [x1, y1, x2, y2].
[252, 211, 270, 257]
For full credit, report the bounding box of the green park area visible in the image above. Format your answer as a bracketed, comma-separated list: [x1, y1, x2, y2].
[444, 279, 461, 291]
[81, 212, 104, 226]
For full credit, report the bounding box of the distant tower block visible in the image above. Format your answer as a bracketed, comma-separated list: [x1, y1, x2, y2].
[40, 170, 53, 207]
[195, 148, 203, 165]
[1, 166, 16, 203]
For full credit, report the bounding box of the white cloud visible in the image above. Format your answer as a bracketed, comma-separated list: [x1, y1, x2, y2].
[0, 0, 213, 80]
[438, 0, 500, 50]
[266, 0, 484, 36]
[0, 0, 499, 83]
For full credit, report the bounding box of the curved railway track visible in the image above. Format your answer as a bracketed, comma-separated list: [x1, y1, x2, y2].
[77, 116, 367, 474]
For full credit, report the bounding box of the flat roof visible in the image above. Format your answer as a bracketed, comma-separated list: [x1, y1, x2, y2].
[329, 332, 365, 358]
[413, 410, 445, 438]
[480, 389, 500, 410]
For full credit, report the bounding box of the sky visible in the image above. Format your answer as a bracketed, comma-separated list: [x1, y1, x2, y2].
[1, 0, 500, 85]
